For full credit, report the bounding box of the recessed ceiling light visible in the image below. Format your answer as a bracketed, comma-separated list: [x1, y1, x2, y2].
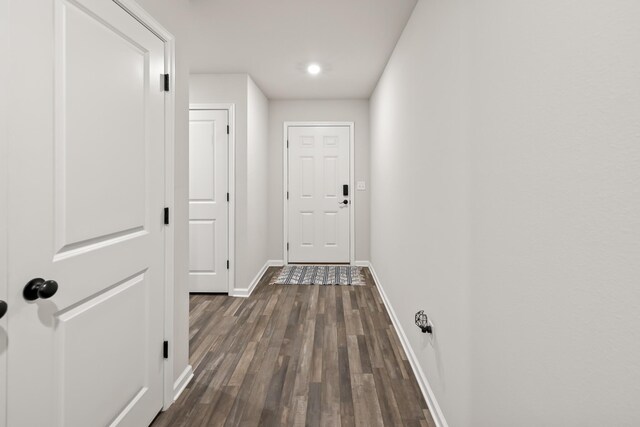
[307, 63, 322, 75]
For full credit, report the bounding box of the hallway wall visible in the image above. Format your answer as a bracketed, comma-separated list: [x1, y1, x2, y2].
[267, 100, 370, 262]
[371, 1, 470, 424]
[190, 74, 270, 294]
[370, 0, 640, 426]
[246, 78, 270, 285]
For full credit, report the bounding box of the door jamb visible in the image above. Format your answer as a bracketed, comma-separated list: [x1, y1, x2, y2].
[112, 0, 176, 411]
[0, 1, 8, 425]
[189, 103, 236, 295]
[283, 121, 355, 265]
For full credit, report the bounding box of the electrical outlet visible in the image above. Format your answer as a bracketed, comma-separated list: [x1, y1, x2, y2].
[427, 317, 435, 345]
[356, 181, 366, 191]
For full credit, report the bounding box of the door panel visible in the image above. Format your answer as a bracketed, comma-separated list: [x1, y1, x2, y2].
[301, 212, 314, 245]
[288, 126, 350, 263]
[189, 110, 228, 292]
[58, 2, 147, 249]
[7, 0, 166, 426]
[189, 121, 217, 201]
[301, 157, 315, 197]
[189, 220, 216, 272]
[324, 212, 338, 246]
[324, 157, 338, 197]
[56, 272, 148, 427]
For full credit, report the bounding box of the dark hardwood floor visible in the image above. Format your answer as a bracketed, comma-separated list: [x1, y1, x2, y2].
[151, 267, 435, 427]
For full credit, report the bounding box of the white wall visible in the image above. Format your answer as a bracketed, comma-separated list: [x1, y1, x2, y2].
[267, 100, 370, 262]
[370, 1, 640, 426]
[134, 0, 191, 389]
[190, 74, 270, 293]
[247, 77, 270, 276]
[370, 1, 470, 424]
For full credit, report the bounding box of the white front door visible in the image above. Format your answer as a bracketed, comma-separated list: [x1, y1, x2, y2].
[189, 110, 229, 293]
[7, 0, 166, 426]
[287, 126, 351, 263]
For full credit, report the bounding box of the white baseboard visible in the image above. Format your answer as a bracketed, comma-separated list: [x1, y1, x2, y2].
[173, 365, 193, 402]
[353, 260, 371, 267]
[368, 263, 449, 427]
[229, 260, 270, 298]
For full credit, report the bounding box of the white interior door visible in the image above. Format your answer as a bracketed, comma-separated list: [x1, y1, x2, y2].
[189, 110, 229, 293]
[7, 0, 166, 426]
[288, 126, 351, 263]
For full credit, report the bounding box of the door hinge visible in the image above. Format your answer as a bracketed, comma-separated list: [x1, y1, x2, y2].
[227, 125, 230, 134]
[287, 242, 289, 251]
[227, 260, 229, 269]
[164, 207, 170, 225]
[163, 74, 170, 92]
[286, 191, 289, 200]
[286, 140, 289, 148]
[227, 192, 229, 202]
[163, 341, 169, 359]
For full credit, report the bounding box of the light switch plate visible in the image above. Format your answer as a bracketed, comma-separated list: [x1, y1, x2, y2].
[356, 181, 366, 191]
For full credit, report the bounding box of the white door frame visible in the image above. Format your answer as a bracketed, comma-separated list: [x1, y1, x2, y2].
[0, 1, 8, 425]
[189, 103, 236, 294]
[283, 121, 355, 264]
[102, 0, 177, 411]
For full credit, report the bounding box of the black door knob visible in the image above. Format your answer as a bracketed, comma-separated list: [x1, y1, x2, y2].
[341, 200, 349, 205]
[23, 278, 59, 301]
[0, 300, 7, 319]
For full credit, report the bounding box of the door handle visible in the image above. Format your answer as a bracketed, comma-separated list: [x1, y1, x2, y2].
[340, 200, 349, 205]
[23, 278, 59, 301]
[0, 300, 6, 319]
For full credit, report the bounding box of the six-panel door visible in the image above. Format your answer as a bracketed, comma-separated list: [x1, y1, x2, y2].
[288, 126, 351, 263]
[7, 0, 166, 425]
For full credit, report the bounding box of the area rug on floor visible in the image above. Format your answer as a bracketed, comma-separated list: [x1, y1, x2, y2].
[272, 265, 364, 286]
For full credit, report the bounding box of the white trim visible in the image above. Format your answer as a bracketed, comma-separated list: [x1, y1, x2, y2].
[161, 40, 175, 407]
[349, 124, 355, 263]
[114, 0, 174, 41]
[112, 0, 177, 412]
[268, 259, 285, 267]
[368, 263, 449, 427]
[189, 103, 236, 294]
[0, 1, 8, 424]
[283, 122, 356, 265]
[229, 260, 270, 298]
[353, 261, 370, 267]
[283, 122, 287, 262]
[172, 365, 194, 402]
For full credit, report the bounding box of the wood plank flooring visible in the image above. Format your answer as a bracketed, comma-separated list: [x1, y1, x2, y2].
[151, 267, 435, 427]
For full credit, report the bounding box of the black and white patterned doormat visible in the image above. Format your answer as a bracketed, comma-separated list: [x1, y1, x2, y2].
[272, 265, 364, 286]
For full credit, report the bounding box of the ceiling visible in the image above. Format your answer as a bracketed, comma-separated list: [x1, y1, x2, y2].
[188, 0, 418, 99]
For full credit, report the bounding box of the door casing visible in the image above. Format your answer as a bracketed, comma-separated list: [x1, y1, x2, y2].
[113, 0, 177, 410]
[0, 1, 8, 426]
[189, 103, 236, 294]
[283, 122, 355, 264]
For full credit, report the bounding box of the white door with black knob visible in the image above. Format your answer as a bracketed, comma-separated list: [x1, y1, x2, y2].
[6, 0, 167, 426]
[287, 125, 351, 263]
